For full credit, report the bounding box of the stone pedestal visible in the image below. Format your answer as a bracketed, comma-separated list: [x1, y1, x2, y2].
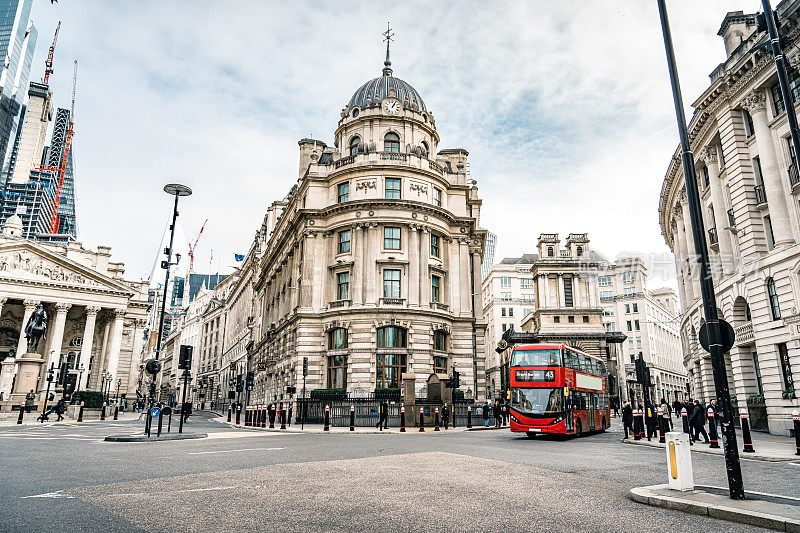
[0, 356, 16, 399]
[10, 352, 44, 403]
[403, 374, 417, 426]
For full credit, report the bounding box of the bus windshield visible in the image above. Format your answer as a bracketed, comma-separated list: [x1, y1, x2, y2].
[511, 349, 562, 367]
[511, 387, 563, 414]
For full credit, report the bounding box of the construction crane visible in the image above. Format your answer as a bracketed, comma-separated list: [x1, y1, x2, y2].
[48, 60, 77, 234]
[187, 219, 208, 274]
[42, 22, 60, 87]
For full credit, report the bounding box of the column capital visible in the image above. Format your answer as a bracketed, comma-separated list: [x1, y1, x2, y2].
[0, 297, 8, 307]
[741, 91, 767, 114]
[85, 305, 101, 317]
[23, 299, 39, 310]
[704, 146, 718, 165]
[54, 302, 72, 313]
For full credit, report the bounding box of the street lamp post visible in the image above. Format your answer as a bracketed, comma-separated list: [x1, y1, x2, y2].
[656, 0, 744, 500]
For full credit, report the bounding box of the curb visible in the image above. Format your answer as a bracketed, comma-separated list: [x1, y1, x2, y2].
[211, 417, 469, 434]
[630, 484, 800, 531]
[104, 433, 208, 442]
[622, 438, 797, 463]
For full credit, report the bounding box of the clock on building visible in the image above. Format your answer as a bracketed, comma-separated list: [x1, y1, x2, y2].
[383, 99, 401, 115]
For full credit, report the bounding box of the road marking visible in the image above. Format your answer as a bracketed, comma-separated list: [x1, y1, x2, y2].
[22, 490, 74, 499]
[100, 485, 266, 498]
[188, 447, 285, 455]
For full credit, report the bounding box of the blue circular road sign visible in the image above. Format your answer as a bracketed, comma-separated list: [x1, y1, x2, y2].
[150, 407, 161, 418]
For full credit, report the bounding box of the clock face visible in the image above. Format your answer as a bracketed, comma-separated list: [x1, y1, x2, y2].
[383, 99, 401, 115]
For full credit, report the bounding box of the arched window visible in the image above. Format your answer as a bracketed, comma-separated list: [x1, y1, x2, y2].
[329, 328, 348, 350]
[420, 140, 429, 156]
[547, 246, 554, 257]
[377, 326, 407, 348]
[349, 136, 361, 157]
[384, 132, 400, 153]
[576, 246, 583, 256]
[766, 278, 781, 320]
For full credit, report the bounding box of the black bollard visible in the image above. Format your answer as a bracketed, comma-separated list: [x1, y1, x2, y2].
[419, 407, 425, 432]
[247, 406, 252, 427]
[400, 405, 406, 432]
[658, 408, 666, 444]
[288, 406, 292, 427]
[259, 405, 265, 428]
[167, 410, 172, 433]
[793, 411, 800, 456]
[77, 401, 84, 422]
[324, 405, 330, 431]
[269, 404, 275, 428]
[707, 407, 719, 448]
[681, 408, 692, 445]
[350, 405, 355, 431]
[100, 402, 106, 421]
[740, 408, 755, 453]
[227, 404, 232, 422]
[157, 410, 163, 437]
[113, 403, 119, 421]
[467, 406, 472, 429]
[435, 407, 440, 431]
[633, 409, 641, 441]
[16, 402, 24, 424]
[280, 406, 286, 430]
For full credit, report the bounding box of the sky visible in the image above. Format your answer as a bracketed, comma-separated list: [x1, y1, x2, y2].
[25, 0, 764, 287]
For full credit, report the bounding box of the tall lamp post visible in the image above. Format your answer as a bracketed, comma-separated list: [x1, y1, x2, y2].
[657, 0, 744, 500]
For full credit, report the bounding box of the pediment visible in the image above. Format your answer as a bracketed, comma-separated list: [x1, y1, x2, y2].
[0, 241, 134, 296]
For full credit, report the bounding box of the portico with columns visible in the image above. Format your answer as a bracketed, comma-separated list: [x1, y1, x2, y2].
[0, 236, 149, 411]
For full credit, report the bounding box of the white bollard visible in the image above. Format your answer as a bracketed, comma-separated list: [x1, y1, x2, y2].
[665, 432, 694, 491]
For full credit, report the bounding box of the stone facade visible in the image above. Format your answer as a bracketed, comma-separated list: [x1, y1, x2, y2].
[0, 217, 149, 410]
[658, 3, 800, 434]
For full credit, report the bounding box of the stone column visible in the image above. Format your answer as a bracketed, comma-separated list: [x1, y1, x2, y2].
[42, 302, 71, 386]
[419, 229, 430, 308]
[77, 306, 100, 391]
[699, 356, 714, 402]
[674, 208, 694, 302]
[365, 224, 378, 305]
[449, 236, 460, 314]
[105, 309, 125, 381]
[704, 146, 735, 274]
[680, 194, 702, 297]
[408, 226, 420, 307]
[16, 300, 39, 356]
[299, 233, 315, 308]
[459, 239, 470, 317]
[352, 224, 364, 305]
[743, 90, 794, 246]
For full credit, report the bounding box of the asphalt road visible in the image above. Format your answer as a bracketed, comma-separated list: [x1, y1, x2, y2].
[0, 413, 795, 532]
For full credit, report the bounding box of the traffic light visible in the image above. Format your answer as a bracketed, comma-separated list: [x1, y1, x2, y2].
[635, 354, 646, 385]
[302, 356, 308, 377]
[246, 371, 254, 390]
[452, 370, 460, 389]
[178, 345, 193, 370]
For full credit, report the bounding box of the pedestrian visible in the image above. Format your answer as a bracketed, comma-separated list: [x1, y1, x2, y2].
[644, 400, 657, 440]
[54, 398, 66, 422]
[182, 401, 192, 424]
[442, 403, 450, 430]
[612, 397, 620, 418]
[502, 401, 510, 425]
[672, 398, 683, 420]
[708, 399, 718, 432]
[376, 401, 388, 430]
[25, 389, 35, 413]
[660, 398, 673, 431]
[622, 401, 633, 439]
[493, 400, 502, 428]
[689, 399, 710, 443]
[482, 402, 490, 427]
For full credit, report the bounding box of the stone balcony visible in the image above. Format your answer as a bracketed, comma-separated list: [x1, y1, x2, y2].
[326, 151, 445, 175]
[734, 321, 754, 346]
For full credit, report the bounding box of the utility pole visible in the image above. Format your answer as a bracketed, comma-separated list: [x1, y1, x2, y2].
[657, 0, 744, 500]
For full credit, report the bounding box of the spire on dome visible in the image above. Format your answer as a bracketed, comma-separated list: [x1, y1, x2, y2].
[382, 22, 394, 76]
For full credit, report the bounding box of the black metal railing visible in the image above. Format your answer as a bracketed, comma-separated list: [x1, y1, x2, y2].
[754, 184, 767, 205]
[708, 227, 719, 245]
[789, 162, 800, 187]
[295, 397, 475, 427]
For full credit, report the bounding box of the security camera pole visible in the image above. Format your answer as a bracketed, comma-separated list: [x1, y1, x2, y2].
[657, 0, 744, 499]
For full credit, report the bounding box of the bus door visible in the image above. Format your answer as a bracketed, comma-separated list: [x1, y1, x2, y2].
[564, 387, 574, 433]
[588, 393, 596, 431]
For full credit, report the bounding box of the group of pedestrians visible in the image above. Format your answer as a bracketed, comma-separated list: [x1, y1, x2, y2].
[622, 396, 718, 444]
[478, 400, 509, 427]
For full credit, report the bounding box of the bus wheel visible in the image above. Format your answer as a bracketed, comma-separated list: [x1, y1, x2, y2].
[575, 419, 582, 438]
[526, 432, 536, 439]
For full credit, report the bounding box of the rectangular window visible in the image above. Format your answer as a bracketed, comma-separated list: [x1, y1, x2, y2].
[524, 308, 534, 317]
[376, 353, 406, 388]
[764, 215, 775, 250]
[632, 303, 639, 313]
[627, 320, 632, 332]
[329, 328, 348, 349]
[433, 187, 442, 207]
[430, 234, 440, 258]
[598, 276, 611, 286]
[622, 272, 635, 284]
[636, 337, 642, 348]
[433, 355, 447, 373]
[752, 351, 764, 395]
[502, 324, 507, 332]
[568, 316, 575, 323]
[338, 229, 351, 254]
[501, 292, 511, 301]
[337, 272, 350, 300]
[383, 269, 401, 298]
[602, 307, 614, 316]
[563, 277, 574, 307]
[554, 316, 560, 323]
[520, 278, 534, 289]
[328, 355, 347, 389]
[500, 277, 511, 287]
[521, 293, 535, 302]
[600, 290, 613, 300]
[433, 331, 446, 352]
[777, 343, 795, 393]
[508, 307, 514, 317]
[753, 156, 764, 186]
[385, 178, 402, 199]
[634, 319, 640, 331]
[431, 275, 441, 302]
[337, 182, 349, 203]
[743, 110, 754, 138]
[701, 166, 710, 187]
[772, 83, 786, 116]
[501, 307, 507, 317]
[582, 315, 589, 323]
[384, 226, 401, 249]
[623, 288, 635, 296]
[625, 304, 630, 314]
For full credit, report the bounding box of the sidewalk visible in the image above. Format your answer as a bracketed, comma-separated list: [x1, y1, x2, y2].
[623, 427, 799, 462]
[0, 410, 140, 427]
[212, 415, 481, 434]
[631, 484, 800, 531]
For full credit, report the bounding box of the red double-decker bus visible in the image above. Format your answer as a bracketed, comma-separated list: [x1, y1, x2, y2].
[509, 343, 610, 437]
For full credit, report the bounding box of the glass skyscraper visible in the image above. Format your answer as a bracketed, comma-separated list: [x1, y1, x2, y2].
[46, 107, 77, 237]
[0, 0, 36, 187]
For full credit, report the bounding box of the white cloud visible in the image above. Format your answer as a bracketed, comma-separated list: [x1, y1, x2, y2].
[26, 0, 763, 284]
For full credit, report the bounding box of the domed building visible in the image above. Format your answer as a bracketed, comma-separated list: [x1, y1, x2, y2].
[223, 42, 488, 414]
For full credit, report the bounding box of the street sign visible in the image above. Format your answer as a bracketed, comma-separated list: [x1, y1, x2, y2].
[699, 320, 735, 353]
[150, 407, 161, 418]
[257, 362, 266, 372]
[230, 362, 236, 371]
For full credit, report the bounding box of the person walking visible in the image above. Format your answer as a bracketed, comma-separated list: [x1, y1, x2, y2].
[689, 399, 709, 443]
[493, 400, 502, 428]
[644, 400, 657, 440]
[182, 401, 192, 424]
[708, 399, 718, 433]
[672, 398, 683, 421]
[441, 403, 450, 430]
[376, 400, 388, 430]
[482, 402, 490, 427]
[660, 398, 672, 431]
[54, 398, 66, 422]
[622, 402, 633, 439]
[502, 401, 510, 425]
[25, 390, 35, 413]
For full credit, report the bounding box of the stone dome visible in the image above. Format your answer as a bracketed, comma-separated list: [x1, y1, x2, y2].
[3, 214, 23, 237]
[347, 73, 427, 113]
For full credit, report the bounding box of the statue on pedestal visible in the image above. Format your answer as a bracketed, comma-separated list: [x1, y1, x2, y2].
[24, 304, 48, 353]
